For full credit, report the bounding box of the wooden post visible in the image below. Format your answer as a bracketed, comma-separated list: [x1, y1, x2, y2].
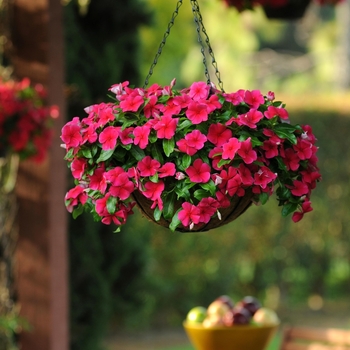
[10, 0, 68, 349]
[48, 0, 69, 349]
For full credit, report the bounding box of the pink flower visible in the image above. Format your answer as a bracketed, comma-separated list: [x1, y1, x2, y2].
[222, 137, 241, 160]
[160, 99, 182, 117]
[153, 115, 179, 139]
[95, 194, 126, 226]
[204, 94, 222, 113]
[82, 124, 98, 144]
[119, 94, 144, 112]
[176, 139, 198, 156]
[290, 180, 309, 197]
[238, 109, 263, 129]
[254, 166, 277, 189]
[158, 162, 176, 178]
[99, 126, 119, 150]
[189, 81, 210, 101]
[292, 200, 313, 223]
[186, 102, 209, 124]
[244, 90, 265, 109]
[109, 173, 135, 200]
[264, 106, 289, 120]
[119, 127, 134, 145]
[104, 167, 126, 185]
[293, 139, 313, 160]
[224, 90, 245, 105]
[65, 185, 88, 213]
[178, 202, 201, 227]
[215, 191, 231, 208]
[71, 158, 87, 179]
[144, 95, 161, 118]
[142, 181, 165, 201]
[197, 197, 219, 223]
[185, 159, 211, 183]
[61, 121, 82, 149]
[207, 123, 232, 147]
[282, 147, 300, 171]
[175, 172, 186, 180]
[137, 156, 160, 177]
[89, 165, 107, 193]
[238, 163, 254, 186]
[237, 138, 257, 164]
[262, 140, 279, 159]
[133, 125, 150, 149]
[185, 130, 207, 150]
[173, 94, 191, 109]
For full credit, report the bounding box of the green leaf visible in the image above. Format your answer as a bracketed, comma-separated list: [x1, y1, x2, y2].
[281, 202, 298, 217]
[151, 144, 164, 163]
[217, 159, 231, 168]
[274, 130, 297, 144]
[148, 132, 158, 143]
[130, 146, 146, 161]
[82, 148, 93, 158]
[163, 138, 175, 157]
[153, 207, 162, 222]
[107, 196, 117, 214]
[96, 149, 115, 163]
[114, 147, 127, 161]
[177, 119, 193, 131]
[149, 173, 159, 183]
[182, 154, 192, 170]
[259, 192, 270, 205]
[194, 189, 209, 201]
[200, 180, 216, 196]
[64, 148, 74, 160]
[169, 208, 182, 232]
[72, 205, 84, 219]
[163, 192, 175, 220]
[275, 156, 288, 172]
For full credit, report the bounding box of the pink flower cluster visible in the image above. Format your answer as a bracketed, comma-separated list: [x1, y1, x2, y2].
[224, 0, 343, 11]
[0, 78, 58, 162]
[62, 79, 320, 232]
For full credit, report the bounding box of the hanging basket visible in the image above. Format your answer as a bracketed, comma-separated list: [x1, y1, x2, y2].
[133, 189, 254, 233]
[62, 0, 321, 233]
[263, 0, 312, 20]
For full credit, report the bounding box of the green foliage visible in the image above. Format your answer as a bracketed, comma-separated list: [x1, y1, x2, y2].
[64, 0, 152, 349]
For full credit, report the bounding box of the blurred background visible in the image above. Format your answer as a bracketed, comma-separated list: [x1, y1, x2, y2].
[1, 0, 350, 349]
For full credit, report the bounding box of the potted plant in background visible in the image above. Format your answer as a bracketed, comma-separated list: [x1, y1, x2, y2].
[0, 76, 57, 349]
[223, 0, 344, 20]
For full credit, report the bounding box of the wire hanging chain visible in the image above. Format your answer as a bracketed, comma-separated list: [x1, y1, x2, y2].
[190, 0, 224, 92]
[143, 0, 183, 88]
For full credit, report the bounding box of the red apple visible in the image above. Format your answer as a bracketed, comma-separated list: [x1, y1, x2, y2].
[237, 296, 261, 316]
[223, 306, 251, 326]
[215, 295, 235, 310]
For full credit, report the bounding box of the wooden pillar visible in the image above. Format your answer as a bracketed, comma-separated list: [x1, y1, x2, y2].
[47, 0, 69, 349]
[10, 0, 68, 349]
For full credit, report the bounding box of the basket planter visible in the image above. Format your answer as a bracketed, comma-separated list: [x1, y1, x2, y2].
[133, 187, 254, 232]
[62, 80, 321, 233]
[263, 0, 312, 20]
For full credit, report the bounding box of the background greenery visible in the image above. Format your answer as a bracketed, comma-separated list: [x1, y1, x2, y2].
[63, 0, 350, 349]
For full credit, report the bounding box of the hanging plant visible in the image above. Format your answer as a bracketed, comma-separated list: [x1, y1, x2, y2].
[61, 0, 321, 233]
[223, 0, 344, 19]
[0, 78, 58, 162]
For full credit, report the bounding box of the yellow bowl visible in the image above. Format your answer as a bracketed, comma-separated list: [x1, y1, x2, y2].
[183, 321, 279, 350]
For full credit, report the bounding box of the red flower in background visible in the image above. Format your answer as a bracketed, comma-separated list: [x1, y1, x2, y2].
[0, 78, 57, 162]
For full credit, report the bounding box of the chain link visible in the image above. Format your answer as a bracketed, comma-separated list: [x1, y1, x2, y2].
[144, 0, 224, 92]
[143, 0, 183, 88]
[190, 0, 224, 92]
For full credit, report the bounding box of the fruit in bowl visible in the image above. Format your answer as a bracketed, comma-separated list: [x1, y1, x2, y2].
[183, 295, 279, 350]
